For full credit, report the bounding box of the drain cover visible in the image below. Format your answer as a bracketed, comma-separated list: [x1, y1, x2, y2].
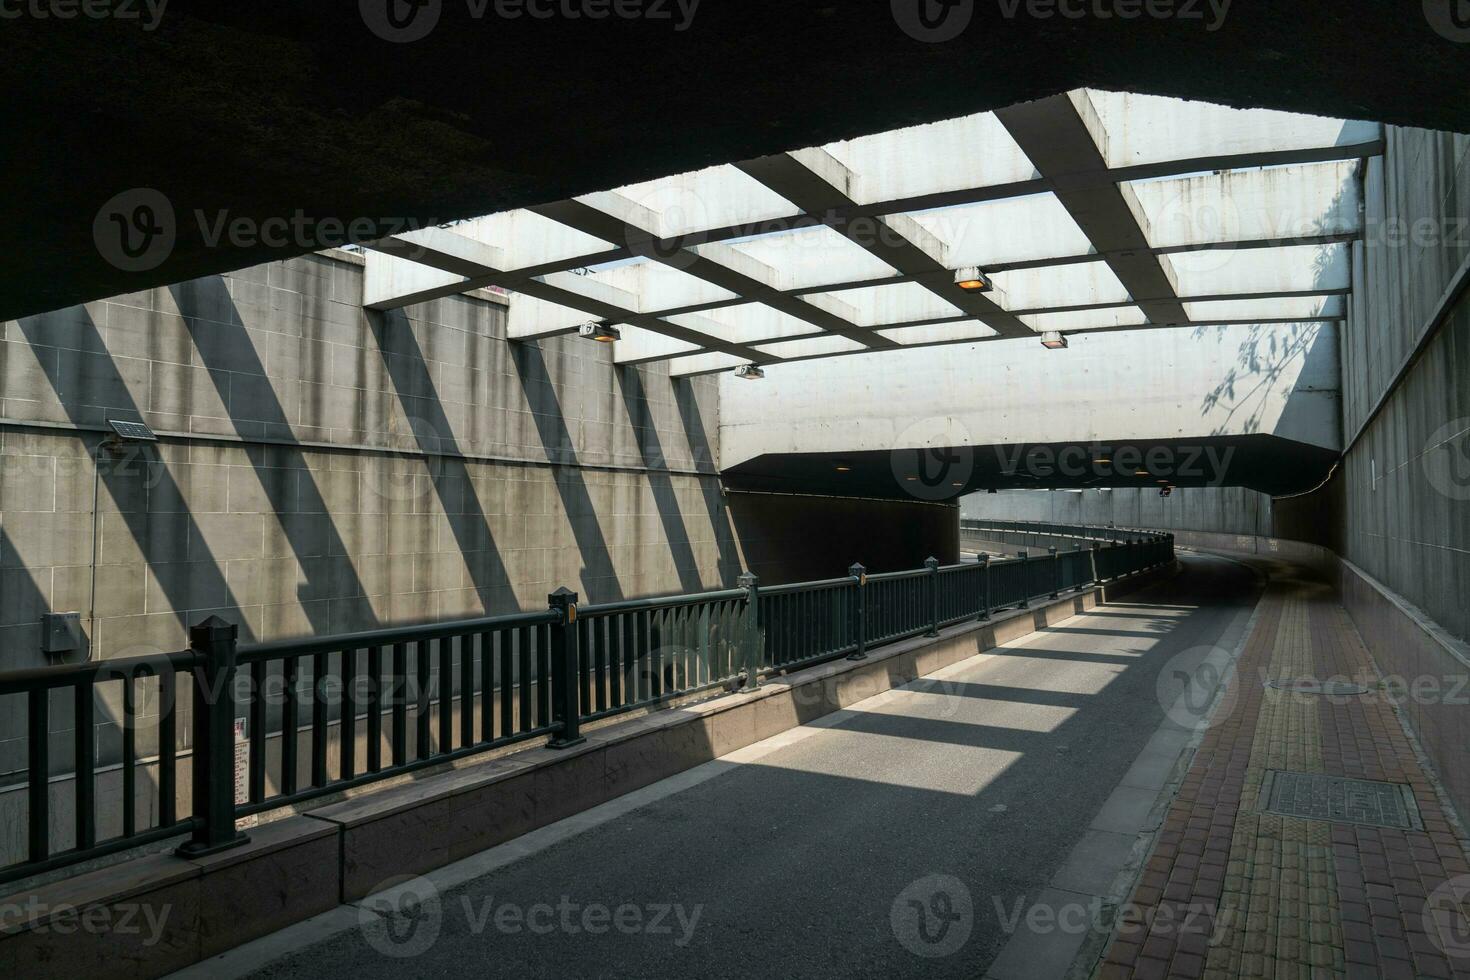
[1262, 771, 1421, 830]
[1264, 678, 1370, 695]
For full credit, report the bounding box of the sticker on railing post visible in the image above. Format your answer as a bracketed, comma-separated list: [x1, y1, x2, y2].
[234, 717, 257, 829]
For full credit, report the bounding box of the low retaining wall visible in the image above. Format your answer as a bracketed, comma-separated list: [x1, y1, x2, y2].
[1175, 529, 1470, 824]
[0, 560, 1176, 979]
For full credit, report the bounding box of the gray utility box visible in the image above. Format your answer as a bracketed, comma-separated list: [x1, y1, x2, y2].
[40, 612, 85, 657]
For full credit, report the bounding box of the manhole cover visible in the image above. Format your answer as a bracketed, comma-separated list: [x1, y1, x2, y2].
[1261, 771, 1421, 829]
[1264, 678, 1370, 695]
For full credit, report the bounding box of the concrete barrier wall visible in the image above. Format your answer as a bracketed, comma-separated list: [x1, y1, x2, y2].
[1312, 124, 1470, 646]
[961, 487, 1273, 537]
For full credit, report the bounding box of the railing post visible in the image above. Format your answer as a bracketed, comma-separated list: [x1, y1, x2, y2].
[978, 554, 991, 620]
[738, 572, 760, 691]
[1049, 546, 1060, 598]
[925, 556, 940, 637]
[847, 563, 867, 661]
[1017, 551, 1029, 608]
[547, 587, 586, 750]
[177, 616, 248, 858]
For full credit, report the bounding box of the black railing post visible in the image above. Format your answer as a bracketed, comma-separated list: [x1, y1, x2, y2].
[1049, 546, 1060, 598]
[177, 616, 248, 858]
[847, 563, 867, 661]
[1017, 550, 1029, 607]
[925, 556, 940, 637]
[547, 588, 586, 750]
[979, 554, 991, 620]
[739, 572, 760, 691]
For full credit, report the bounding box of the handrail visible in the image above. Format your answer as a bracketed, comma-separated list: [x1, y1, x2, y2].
[0, 518, 1172, 886]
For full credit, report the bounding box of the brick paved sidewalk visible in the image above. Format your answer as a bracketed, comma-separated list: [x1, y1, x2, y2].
[1099, 561, 1470, 980]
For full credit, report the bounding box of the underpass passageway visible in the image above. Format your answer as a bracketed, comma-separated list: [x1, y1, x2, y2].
[230, 556, 1259, 979]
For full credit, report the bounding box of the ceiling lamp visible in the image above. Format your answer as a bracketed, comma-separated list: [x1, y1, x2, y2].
[953, 267, 993, 292]
[578, 321, 621, 343]
[1040, 331, 1068, 350]
[733, 363, 765, 380]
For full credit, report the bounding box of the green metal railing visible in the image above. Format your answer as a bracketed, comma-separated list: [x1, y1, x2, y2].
[0, 521, 1172, 883]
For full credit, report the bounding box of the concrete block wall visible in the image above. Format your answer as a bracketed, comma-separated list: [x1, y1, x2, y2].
[959, 487, 1273, 537]
[1324, 124, 1470, 644]
[0, 250, 739, 676]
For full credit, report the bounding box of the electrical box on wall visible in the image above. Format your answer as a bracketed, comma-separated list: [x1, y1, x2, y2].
[40, 612, 84, 658]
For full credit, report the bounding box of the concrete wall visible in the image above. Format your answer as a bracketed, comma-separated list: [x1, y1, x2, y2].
[1283, 124, 1470, 643]
[960, 487, 1273, 537]
[0, 251, 741, 670]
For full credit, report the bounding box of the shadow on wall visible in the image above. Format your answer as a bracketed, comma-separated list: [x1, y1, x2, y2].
[727, 492, 960, 586]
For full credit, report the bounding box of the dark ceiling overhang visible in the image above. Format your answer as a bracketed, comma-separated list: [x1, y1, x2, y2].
[721, 434, 1338, 500]
[7, 2, 1470, 322]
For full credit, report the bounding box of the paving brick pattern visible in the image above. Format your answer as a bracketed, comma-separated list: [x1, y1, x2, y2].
[1099, 565, 1470, 979]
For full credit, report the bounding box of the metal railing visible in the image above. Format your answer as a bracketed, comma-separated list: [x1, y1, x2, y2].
[0, 521, 1172, 883]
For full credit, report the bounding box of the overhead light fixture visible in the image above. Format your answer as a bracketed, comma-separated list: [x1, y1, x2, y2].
[953, 267, 993, 292]
[834, 462, 852, 473]
[1134, 470, 1150, 476]
[577, 321, 621, 343]
[1040, 331, 1068, 350]
[733, 363, 765, 380]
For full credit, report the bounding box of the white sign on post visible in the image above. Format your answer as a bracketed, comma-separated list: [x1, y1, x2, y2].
[233, 718, 258, 829]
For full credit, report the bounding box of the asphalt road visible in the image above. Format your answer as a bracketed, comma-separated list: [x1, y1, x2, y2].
[244, 553, 1258, 980]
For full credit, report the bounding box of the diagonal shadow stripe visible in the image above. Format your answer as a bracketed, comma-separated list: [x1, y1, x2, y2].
[170, 278, 379, 635]
[509, 341, 626, 601]
[616, 367, 704, 594]
[16, 308, 250, 645]
[367, 308, 520, 610]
